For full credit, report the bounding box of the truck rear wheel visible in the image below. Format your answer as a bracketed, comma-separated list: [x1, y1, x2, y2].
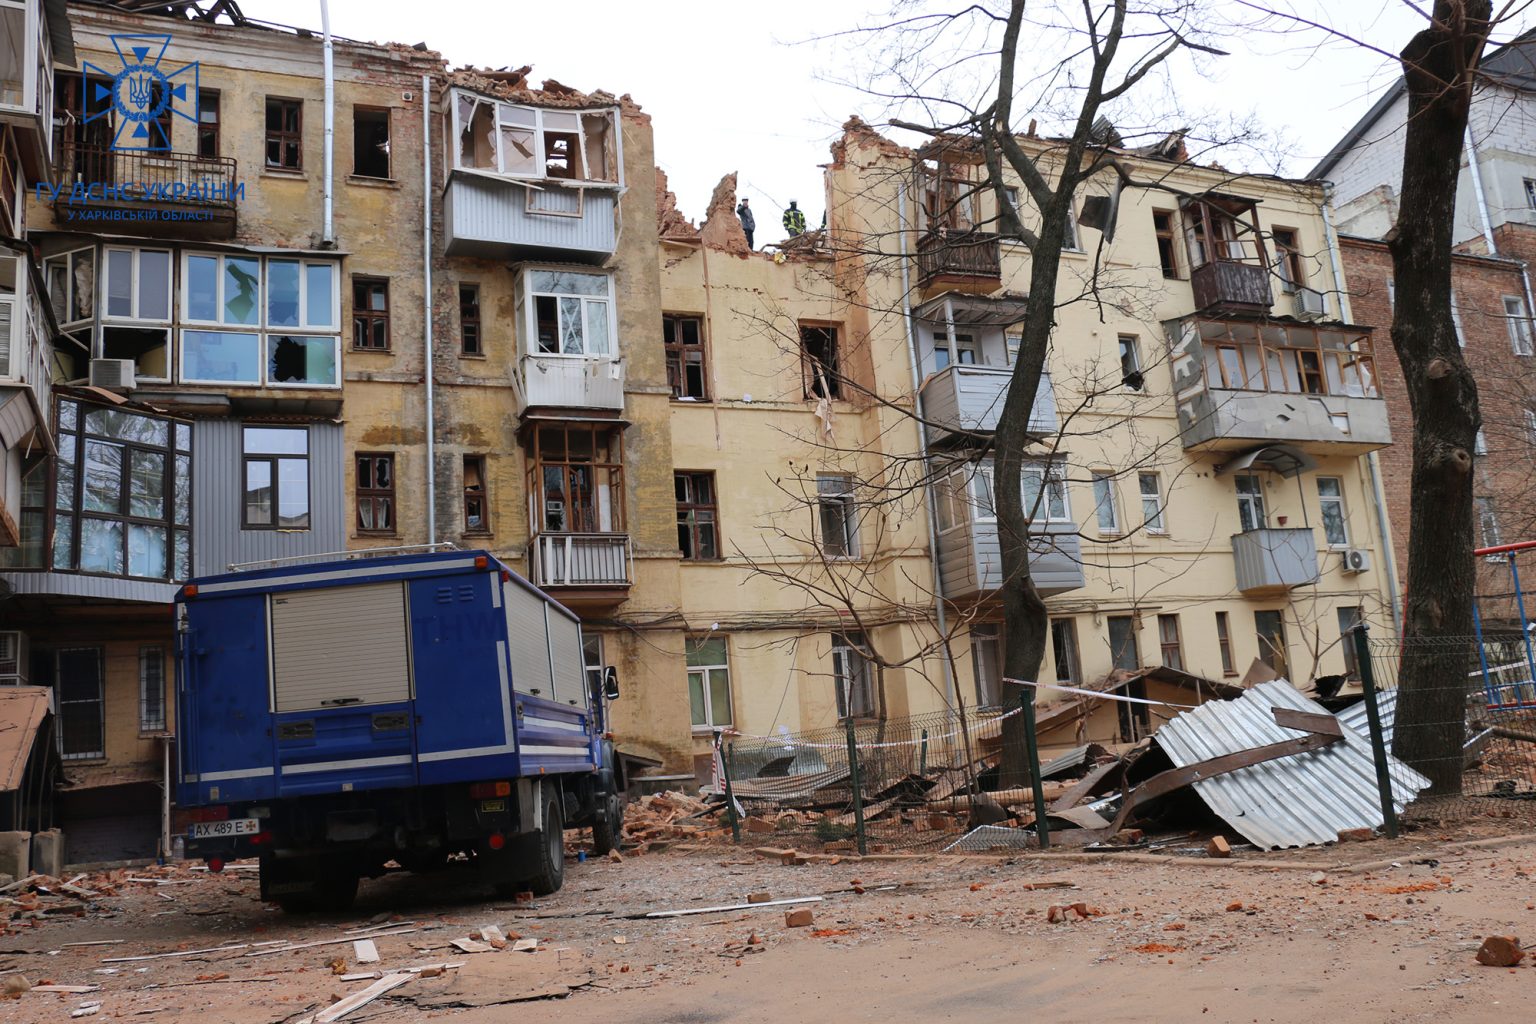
[591, 790, 623, 856]
[524, 793, 565, 896]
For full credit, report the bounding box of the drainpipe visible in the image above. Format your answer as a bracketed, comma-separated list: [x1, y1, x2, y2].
[422, 74, 437, 545]
[897, 175, 958, 711]
[1322, 186, 1402, 634]
[320, 1, 335, 246]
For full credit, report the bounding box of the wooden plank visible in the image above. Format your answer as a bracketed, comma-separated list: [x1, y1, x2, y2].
[1049, 760, 1122, 813]
[245, 928, 415, 958]
[103, 943, 249, 964]
[352, 940, 379, 964]
[641, 895, 823, 920]
[1271, 706, 1344, 738]
[296, 973, 413, 1024]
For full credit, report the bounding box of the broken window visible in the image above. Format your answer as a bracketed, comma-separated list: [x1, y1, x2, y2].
[817, 474, 859, 558]
[664, 314, 708, 400]
[352, 277, 390, 351]
[1182, 196, 1265, 269]
[198, 89, 220, 158]
[1271, 227, 1303, 292]
[1153, 209, 1180, 278]
[800, 324, 841, 399]
[1051, 618, 1081, 683]
[1254, 610, 1288, 679]
[1337, 607, 1362, 679]
[1158, 614, 1184, 671]
[527, 270, 612, 356]
[352, 106, 391, 179]
[1118, 334, 1142, 390]
[356, 453, 395, 534]
[675, 471, 718, 560]
[971, 623, 1003, 707]
[463, 455, 488, 533]
[459, 284, 482, 356]
[526, 422, 624, 535]
[1107, 615, 1139, 672]
[451, 90, 618, 182]
[33, 648, 105, 761]
[832, 632, 874, 719]
[265, 97, 302, 170]
[1215, 611, 1236, 676]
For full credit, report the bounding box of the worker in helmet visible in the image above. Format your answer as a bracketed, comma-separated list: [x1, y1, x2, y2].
[782, 200, 806, 237]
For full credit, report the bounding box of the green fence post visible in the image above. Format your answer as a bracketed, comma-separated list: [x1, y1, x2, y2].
[721, 734, 741, 844]
[1353, 623, 1399, 839]
[845, 717, 868, 855]
[1021, 688, 1051, 850]
[919, 728, 929, 778]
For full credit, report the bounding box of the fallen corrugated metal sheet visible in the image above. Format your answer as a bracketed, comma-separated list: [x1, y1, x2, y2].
[1152, 681, 1430, 850]
[728, 766, 851, 803]
[1335, 689, 1400, 747]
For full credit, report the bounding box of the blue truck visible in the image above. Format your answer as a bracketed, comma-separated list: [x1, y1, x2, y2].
[174, 548, 623, 912]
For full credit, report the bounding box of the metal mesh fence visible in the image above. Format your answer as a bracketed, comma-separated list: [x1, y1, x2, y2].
[1363, 633, 1536, 824]
[717, 703, 1058, 852]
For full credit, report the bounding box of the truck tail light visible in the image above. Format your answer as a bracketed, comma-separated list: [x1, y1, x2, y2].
[183, 584, 199, 597]
[469, 781, 511, 799]
[487, 832, 506, 850]
[188, 805, 230, 822]
[248, 831, 272, 846]
[474, 556, 489, 569]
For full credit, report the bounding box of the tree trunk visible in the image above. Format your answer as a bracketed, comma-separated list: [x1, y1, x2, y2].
[1386, 0, 1491, 793]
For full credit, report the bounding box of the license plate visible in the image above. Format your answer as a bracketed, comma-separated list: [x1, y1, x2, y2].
[188, 818, 260, 840]
[479, 799, 506, 813]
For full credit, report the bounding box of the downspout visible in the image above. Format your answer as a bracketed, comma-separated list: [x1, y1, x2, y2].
[160, 739, 171, 862]
[422, 75, 437, 545]
[1321, 185, 1402, 634]
[897, 174, 958, 711]
[320, 1, 334, 246]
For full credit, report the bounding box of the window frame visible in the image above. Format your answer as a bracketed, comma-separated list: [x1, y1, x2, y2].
[463, 454, 490, 535]
[240, 425, 311, 531]
[1107, 614, 1140, 672]
[139, 645, 167, 734]
[686, 635, 733, 732]
[1152, 208, 1181, 279]
[197, 87, 220, 158]
[459, 283, 482, 357]
[1117, 334, 1143, 390]
[1215, 610, 1236, 676]
[1157, 614, 1184, 671]
[520, 267, 617, 358]
[1254, 609, 1289, 679]
[1271, 226, 1303, 293]
[264, 96, 303, 171]
[266, 258, 341, 332]
[448, 91, 621, 186]
[816, 473, 859, 558]
[524, 422, 625, 536]
[1018, 461, 1072, 523]
[46, 647, 106, 762]
[351, 276, 391, 351]
[663, 313, 710, 401]
[355, 451, 396, 536]
[1526, 177, 1536, 211]
[832, 631, 875, 720]
[1050, 617, 1081, 683]
[799, 322, 842, 400]
[1235, 473, 1266, 532]
[1316, 476, 1349, 549]
[351, 104, 392, 180]
[675, 470, 720, 561]
[1138, 472, 1165, 534]
[1477, 495, 1503, 555]
[1337, 606, 1363, 680]
[1060, 202, 1081, 252]
[971, 622, 1003, 708]
[1090, 470, 1120, 534]
[1504, 295, 1534, 356]
[101, 246, 173, 324]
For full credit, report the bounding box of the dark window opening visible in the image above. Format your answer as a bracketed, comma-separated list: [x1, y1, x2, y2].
[197, 89, 220, 158]
[459, 284, 481, 356]
[356, 453, 395, 534]
[664, 314, 708, 400]
[1255, 610, 1289, 680]
[352, 277, 390, 350]
[544, 131, 579, 179]
[1108, 614, 1139, 672]
[1050, 618, 1080, 683]
[800, 325, 841, 399]
[1216, 611, 1236, 676]
[1158, 614, 1183, 671]
[352, 106, 391, 179]
[265, 98, 303, 170]
[1272, 227, 1303, 292]
[1153, 210, 1179, 278]
[463, 455, 488, 533]
[675, 471, 719, 560]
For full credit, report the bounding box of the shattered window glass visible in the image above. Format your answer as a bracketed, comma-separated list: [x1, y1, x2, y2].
[497, 103, 536, 175]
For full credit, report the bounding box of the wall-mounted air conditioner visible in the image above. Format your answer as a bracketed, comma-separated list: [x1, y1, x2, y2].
[1341, 548, 1371, 574]
[1293, 288, 1328, 321]
[89, 358, 137, 391]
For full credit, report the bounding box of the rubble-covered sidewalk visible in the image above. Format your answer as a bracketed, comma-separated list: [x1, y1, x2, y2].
[3, 824, 1536, 1022]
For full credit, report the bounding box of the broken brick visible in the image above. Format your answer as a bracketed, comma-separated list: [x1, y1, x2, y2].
[1337, 828, 1374, 843]
[1476, 936, 1525, 967]
[744, 817, 775, 834]
[747, 892, 772, 904]
[784, 909, 814, 928]
[1206, 836, 1232, 858]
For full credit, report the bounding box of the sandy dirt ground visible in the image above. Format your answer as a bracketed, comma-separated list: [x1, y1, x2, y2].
[5, 827, 1536, 1024]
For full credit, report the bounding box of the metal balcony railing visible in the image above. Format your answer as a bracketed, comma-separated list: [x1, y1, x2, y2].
[529, 532, 631, 587]
[57, 145, 239, 210]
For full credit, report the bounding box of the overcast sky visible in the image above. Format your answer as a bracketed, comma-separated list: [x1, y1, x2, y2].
[247, 1, 1532, 244]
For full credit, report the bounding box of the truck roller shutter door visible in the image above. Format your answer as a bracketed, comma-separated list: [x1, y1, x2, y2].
[546, 613, 585, 707]
[504, 580, 554, 698]
[270, 581, 412, 712]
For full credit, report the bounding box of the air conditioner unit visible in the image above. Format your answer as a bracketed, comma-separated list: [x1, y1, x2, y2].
[1341, 548, 1371, 574]
[0, 630, 29, 683]
[1294, 287, 1328, 321]
[89, 358, 137, 391]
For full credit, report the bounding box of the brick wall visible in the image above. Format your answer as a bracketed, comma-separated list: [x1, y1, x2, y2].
[1340, 235, 1533, 622]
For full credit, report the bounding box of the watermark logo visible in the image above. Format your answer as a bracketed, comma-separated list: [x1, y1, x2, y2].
[83, 34, 199, 152]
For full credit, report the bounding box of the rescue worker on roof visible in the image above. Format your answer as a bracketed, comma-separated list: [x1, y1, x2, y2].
[736, 198, 755, 248]
[782, 200, 806, 237]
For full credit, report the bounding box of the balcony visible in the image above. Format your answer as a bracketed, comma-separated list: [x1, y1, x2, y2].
[1232, 527, 1320, 596]
[915, 230, 1001, 295]
[937, 522, 1084, 602]
[921, 366, 1057, 445]
[55, 147, 239, 240]
[1168, 318, 1391, 456]
[0, 0, 68, 179]
[444, 174, 616, 262]
[527, 533, 631, 607]
[516, 355, 625, 415]
[1190, 260, 1273, 315]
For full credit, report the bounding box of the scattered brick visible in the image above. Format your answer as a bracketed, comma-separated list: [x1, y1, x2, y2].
[784, 909, 814, 928]
[1476, 936, 1525, 967]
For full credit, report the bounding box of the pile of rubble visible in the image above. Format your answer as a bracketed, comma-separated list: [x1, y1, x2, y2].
[618, 791, 722, 852]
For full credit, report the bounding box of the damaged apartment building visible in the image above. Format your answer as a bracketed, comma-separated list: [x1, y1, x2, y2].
[651, 118, 1402, 770]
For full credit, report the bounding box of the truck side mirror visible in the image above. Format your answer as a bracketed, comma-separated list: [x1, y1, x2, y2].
[603, 666, 620, 701]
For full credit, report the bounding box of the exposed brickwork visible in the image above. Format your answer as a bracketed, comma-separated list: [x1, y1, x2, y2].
[1339, 235, 1533, 622]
